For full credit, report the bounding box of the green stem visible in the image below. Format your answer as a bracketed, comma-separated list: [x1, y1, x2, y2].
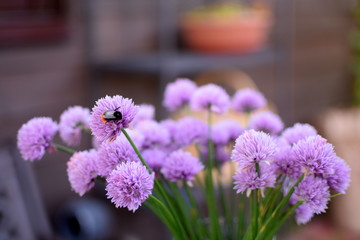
[262, 180, 285, 221]
[121, 128, 151, 173]
[145, 195, 180, 239]
[184, 181, 206, 239]
[251, 189, 259, 239]
[236, 194, 246, 240]
[81, 127, 92, 134]
[122, 128, 188, 239]
[255, 174, 305, 240]
[52, 143, 76, 155]
[266, 201, 303, 239]
[206, 109, 222, 240]
[329, 192, 342, 198]
[167, 182, 196, 240]
[216, 168, 230, 238]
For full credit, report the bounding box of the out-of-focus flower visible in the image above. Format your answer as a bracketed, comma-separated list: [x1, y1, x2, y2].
[160, 119, 179, 151]
[327, 157, 351, 194]
[142, 148, 167, 172]
[173, 117, 208, 148]
[136, 120, 170, 149]
[232, 130, 278, 170]
[97, 138, 139, 178]
[233, 163, 276, 196]
[132, 104, 155, 127]
[89, 95, 138, 143]
[190, 83, 230, 114]
[212, 119, 244, 145]
[215, 145, 231, 163]
[292, 135, 336, 178]
[232, 88, 266, 113]
[249, 111, 284, 136]
[163, 78, 197, 111]
[106, 161, 154, 212]
[161, 150, 204, 182]
[17, 117, 58, 161]
[281, 123, 317, 145]
[59, 106, 90, 146]
[67, 149, 98, 196]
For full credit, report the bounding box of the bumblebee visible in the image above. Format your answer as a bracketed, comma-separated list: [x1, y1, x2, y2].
[101, 109, 122, 122]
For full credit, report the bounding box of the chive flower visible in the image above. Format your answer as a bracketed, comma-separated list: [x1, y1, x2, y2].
[59, 106, 90, 146]
[17, 117, 58, 161]
[67, 149, 98, 196]
[292, 135, 336, 178]
[249, 111, 284, 136]
[106, 161, 154, 212]
[232, 88, 266, 113]
[97, 137, 139, 178]
[161, 150, 204, 182]
[190, 83, 230, 114]
[89, 95, 138, 143]
[163, 78, 197, 111]
[231, 129, 278, 170]
[281, 123, 317, 145]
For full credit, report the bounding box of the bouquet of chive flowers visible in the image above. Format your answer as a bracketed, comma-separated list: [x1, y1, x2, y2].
[17, 79, 350, 240]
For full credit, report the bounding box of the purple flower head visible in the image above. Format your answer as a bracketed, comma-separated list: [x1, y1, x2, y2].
[291, 176, 330, 215]
[163, 78, 197, 111]
[274, 146, 302, 178]
[97, 137, 139, 178]
[231, 130, 278, 170]
[161, 150, 204, 182]
[132, 104, 155, 127]
[106, 161, 154, 212]
[190, 84, 230, 114]
[67, 149, 98, 196]
[160, 119, 179, 151]
[142, 148, 167, 172]
[89, 95, 138, 143]
[215, 145, 231, 163]
[232, 88, 267, 113]
[233, 163, 276, 195]
[326, 157, 351, 194]
[59, 106, 91, 146]
[292, 135, 336, 178]
[281, 123, 317, 145]
[136, 120, 170, 149]
[160, 119, 177, 135]
[17, 117, 58, 161]
[212, 119, 244, 145]
[294, 204, 314, 225]
[249, 111, 284, 136]
[173, 117, 208, 148]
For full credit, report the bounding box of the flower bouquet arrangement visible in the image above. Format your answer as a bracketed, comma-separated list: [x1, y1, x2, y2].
[17, 79, 350, 240]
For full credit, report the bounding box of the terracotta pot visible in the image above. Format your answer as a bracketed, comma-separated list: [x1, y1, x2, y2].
[180, 7, 272, 54]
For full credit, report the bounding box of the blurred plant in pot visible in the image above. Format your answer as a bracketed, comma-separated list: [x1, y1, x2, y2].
[180, 1, 273, 53]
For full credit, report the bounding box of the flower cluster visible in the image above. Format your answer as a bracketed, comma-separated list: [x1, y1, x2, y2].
[17, 78, 351, 240]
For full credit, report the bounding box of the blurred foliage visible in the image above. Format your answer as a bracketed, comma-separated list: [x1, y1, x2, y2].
[351, 0, 360, 106]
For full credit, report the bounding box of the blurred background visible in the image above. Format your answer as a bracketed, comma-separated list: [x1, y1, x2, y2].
[0, 0, 359, 239]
